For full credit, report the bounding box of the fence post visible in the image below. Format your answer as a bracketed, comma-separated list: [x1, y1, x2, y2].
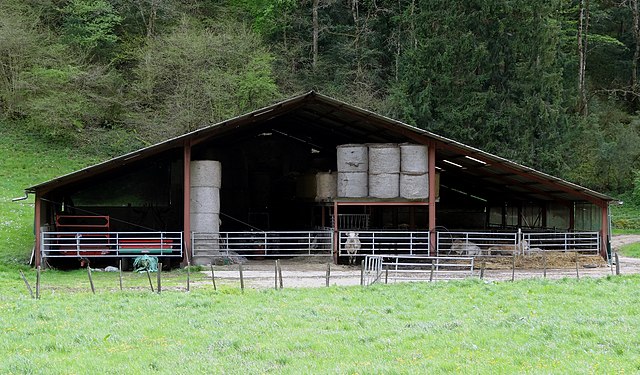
[19, 270, 34, 299]
[157, 262, 162, 294]
[275, 260, 279, 290]
[146, 269, 154, 292]
[543, 251, 547, 278]
[87, 267, 95, 294]
[325, 263, 331, 287]
[615, 253, 620, 275]
[429, 260, 435, 282]
[210, 262, 217, 291]
[575, 254, 580, 280]
[360, 260, 365, 286]
[511, 253, 516, 282]
[36, 266, 41, 300]
[239, 264, 244, 291]
[278, 262, 283, 289]
[186, 261, 191, 292]
[119, 259, 123, 291]
[385, 266, 389, 284]
[480, 261, 485, 280]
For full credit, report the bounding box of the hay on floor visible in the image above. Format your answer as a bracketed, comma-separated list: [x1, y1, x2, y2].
[475, 252, 607, 270]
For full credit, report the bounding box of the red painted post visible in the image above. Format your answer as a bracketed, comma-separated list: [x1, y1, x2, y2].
[600, 202, 609, 259]
[333, 201, 338, 264]
[34, 193, 42, 268]
[183, 141, 192, 265]
[428, 142, 437, 256]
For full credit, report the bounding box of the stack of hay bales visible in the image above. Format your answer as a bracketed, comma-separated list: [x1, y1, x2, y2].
[336, 143, 430, 199]
[336, 144, 368, 197]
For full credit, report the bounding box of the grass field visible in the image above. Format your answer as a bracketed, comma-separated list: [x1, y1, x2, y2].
[620, 243, 640, 258]
[1, 272, 640, 374]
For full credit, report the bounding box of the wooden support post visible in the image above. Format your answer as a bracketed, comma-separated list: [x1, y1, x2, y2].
[325, 263, 330, 287]
[146, 270, 154, 292]
[428, 143, 437, 256]
[119, 259, 123, 291]
[210, 262, 217, 291]
[385, 266, 389, 284]
[360, 260, 365, 286]
[157, 263, 162, 294]
[615, 253, 620, 275]
[183, 141, 192, 266]
[19, 270, 34, 299]
[36, 266, 40, 300]
[278, 262, 283, 289]
[511, 253, 516, 282]
[239, 264, 244, 291]
[34, 194, 42, 268]
[575, 254, 580, 280]
[87, 267, 95, 294]
[543, 251, 547, 278]
[480, 261, 485, 280]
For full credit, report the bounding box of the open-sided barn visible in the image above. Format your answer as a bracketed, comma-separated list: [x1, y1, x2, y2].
[25, 92, 615, 269]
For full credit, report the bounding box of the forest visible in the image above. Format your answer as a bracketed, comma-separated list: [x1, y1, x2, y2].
[1, 0, 640, 202]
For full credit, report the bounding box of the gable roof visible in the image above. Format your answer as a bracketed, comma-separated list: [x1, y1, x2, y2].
[26, 91, 613, 204]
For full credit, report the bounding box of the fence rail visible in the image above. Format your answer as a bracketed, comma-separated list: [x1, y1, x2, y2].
[338, 231, 430, 259]
[364, 254, 474, 285]
[523, 232, 600, 254]
[192, 231, 333, 258]
[42, 231, 183, 258]
[437, 231, 600, 256]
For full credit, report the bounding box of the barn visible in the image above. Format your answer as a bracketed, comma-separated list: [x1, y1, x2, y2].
[25, 91, 614, 269]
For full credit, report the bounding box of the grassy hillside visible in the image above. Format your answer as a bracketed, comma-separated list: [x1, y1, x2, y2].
[0, 120, 102, 266]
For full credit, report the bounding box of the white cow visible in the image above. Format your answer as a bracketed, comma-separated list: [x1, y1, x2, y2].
[450, 239, 482, 256]
[344, 231, 362, 266]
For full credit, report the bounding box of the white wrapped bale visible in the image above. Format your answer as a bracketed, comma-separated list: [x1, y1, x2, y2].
[190, 160, 222, 188]
[337, 144, 368, 172]
[400, 144, 428, 174]
[400, 173, 429, 199]
[337, 171, 368, 198]
[316, 172, 337, 200]
[369, 173, 399, 198]
[368, 143, 400, 174]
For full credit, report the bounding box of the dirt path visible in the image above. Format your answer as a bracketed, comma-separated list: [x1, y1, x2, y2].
[203, 235, 640, 289]
[611, 235, 640, 250]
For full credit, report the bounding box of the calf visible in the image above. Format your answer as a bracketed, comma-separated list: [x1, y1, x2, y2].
[344, 231, 362, 266]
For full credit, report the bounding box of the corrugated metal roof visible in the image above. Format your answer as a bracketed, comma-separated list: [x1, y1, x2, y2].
[26, 91, 614, 203]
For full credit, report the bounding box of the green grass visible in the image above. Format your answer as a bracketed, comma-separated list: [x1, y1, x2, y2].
[619, 243, 640, 258]
[1, 274, 640, 373]
[0, 120, 103, 266]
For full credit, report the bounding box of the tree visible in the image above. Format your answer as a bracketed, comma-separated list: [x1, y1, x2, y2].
[61, 0, 122, 61]
[129, 17, 280, 140]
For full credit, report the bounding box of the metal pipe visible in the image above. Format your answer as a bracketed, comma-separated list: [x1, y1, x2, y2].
[12, 193, 29, 202]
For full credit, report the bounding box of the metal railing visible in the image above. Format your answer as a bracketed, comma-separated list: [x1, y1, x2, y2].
[437, 231, 518, 256]
[338, 231, 430, 258]
[437, 231, 600, 256]
[192, 231, 333, 258]
[364, 254, 474, 285]
[42, 231, 183, 258]
[522, 232, 600, 254]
